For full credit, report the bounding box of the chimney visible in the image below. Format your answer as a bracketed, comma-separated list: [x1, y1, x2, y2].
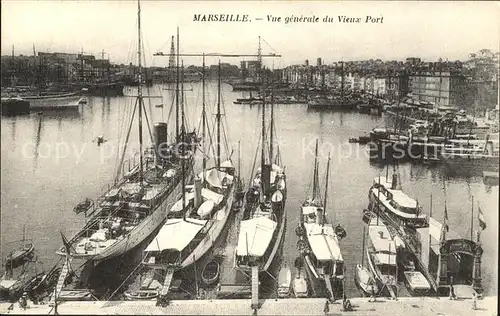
[316, 208, 322, 225]
[378, 231, 384, 239]
[194, 176, 202, 208]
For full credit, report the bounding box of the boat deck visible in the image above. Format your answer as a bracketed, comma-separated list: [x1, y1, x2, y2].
[206, 206, 250, 298]
[1, 296, 496, 315]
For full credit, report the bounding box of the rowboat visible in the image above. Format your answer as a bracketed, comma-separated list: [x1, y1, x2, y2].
[277, 262, 292, 298]
[201, 260, 220, 286]
[292, 263, 309, 298]
[354, 264, 378, 296]
[73, 198, 93, 214]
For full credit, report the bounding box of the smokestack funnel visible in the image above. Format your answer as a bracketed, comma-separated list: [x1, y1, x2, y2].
[391, 173, 398, 190]
[316, 208, 322, 225]
[194, 176, 202, 208]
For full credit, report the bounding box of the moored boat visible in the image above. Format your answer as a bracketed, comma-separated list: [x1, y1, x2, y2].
[55, 4, 198, 263]
[236, 89, 287, 276]
[142, 62, 236, 272]
[292, 257, 309, 298]
[296, 140, 345, 301]
[403, 271, 431, 296]
[277, 262, 292, 298]
[365, 216, 398, 298]
[5, 243, 34, 269]
[354, 264, 378, 297]
[201, 260, 220, 286]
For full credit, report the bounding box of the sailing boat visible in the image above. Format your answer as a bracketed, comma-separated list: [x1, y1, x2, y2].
[56, 1, 197, 262]
[142, 60, 236, 271]
[296, 143, 345, 301]
[307, 61, 359, 111]
[235, 86, 287, 274]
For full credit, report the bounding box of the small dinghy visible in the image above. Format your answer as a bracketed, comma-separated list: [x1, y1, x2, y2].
[123, 289, 158, 300]
[277, 262, 292, 298]
[354, 264, 378, 296]
[292, 257, 308, 298]
[5, 243, 35, 269]
[73, 198, 93, 214]
[201, 260, 220, 286]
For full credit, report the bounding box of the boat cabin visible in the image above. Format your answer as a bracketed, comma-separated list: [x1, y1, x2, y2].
[372, 177, 428, 228]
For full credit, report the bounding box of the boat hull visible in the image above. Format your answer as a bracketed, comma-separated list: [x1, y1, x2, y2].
[181, 186, 235, 268]
[58, 166, 193, 262]
[24, 93, 81, 110]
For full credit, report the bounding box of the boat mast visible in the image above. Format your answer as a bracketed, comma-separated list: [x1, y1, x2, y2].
[323, 153, 331, 220]
[270, 86, 274, 164]
[216, 61, 222, 168]
[137, 0, 144, 183]
[361, 225, 366, 266]
[312, 139, 319, 200]
[175, 27, 180, 142]
[181, 61, 186, 212]
[261, 84, 266, 195]
[202, 53, 206, 174]
[238, 140, 241, 181]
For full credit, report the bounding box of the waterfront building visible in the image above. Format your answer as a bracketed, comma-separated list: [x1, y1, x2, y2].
[408, 71, 471, 110]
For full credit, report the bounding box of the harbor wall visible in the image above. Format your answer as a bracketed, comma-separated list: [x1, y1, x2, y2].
[1, 296, 497, 315]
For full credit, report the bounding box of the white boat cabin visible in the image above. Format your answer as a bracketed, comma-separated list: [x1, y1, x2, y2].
[371, 176, 427, 228]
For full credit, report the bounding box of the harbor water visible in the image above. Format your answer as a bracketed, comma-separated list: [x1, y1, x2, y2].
[1, 82, 498, 297]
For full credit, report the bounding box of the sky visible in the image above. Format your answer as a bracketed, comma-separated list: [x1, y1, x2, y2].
[1, 1, 500, 68]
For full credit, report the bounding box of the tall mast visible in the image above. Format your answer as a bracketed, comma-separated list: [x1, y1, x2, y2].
[257, 36, 262, 84]
[361, 225, 366, 266]
[261, 87, 266, 194]
[137, 0, 144, 183]
[175, 27, 180, 142]
[181, 61, 186, 212]
[323, 153, 331, 214]
[216, 61, 222, 168]
[312, 139, 319, 200]
[270, 86, 274, 164]
[202, 53, 206, 173]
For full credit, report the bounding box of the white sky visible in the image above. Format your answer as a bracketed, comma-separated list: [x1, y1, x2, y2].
[1, 1, 499, 68]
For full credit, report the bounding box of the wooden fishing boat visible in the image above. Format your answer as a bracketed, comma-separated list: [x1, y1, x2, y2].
[5, 243, 34, 269]
[292, 263, 309, 298]
[123, 289, 159, 300]
[201, 260, 220, 286]
[354, 264, 378, 297]
[277, 262, 292, 298]
[73, 198, 93, 214]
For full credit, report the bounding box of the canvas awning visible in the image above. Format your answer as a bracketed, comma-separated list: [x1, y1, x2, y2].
[304, 223, 343, 261]
[144, 218, 207, 252]
[236, 217, 276, 257]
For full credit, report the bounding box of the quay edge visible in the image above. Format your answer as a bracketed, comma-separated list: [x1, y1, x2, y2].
[0, 296, 497, 315]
